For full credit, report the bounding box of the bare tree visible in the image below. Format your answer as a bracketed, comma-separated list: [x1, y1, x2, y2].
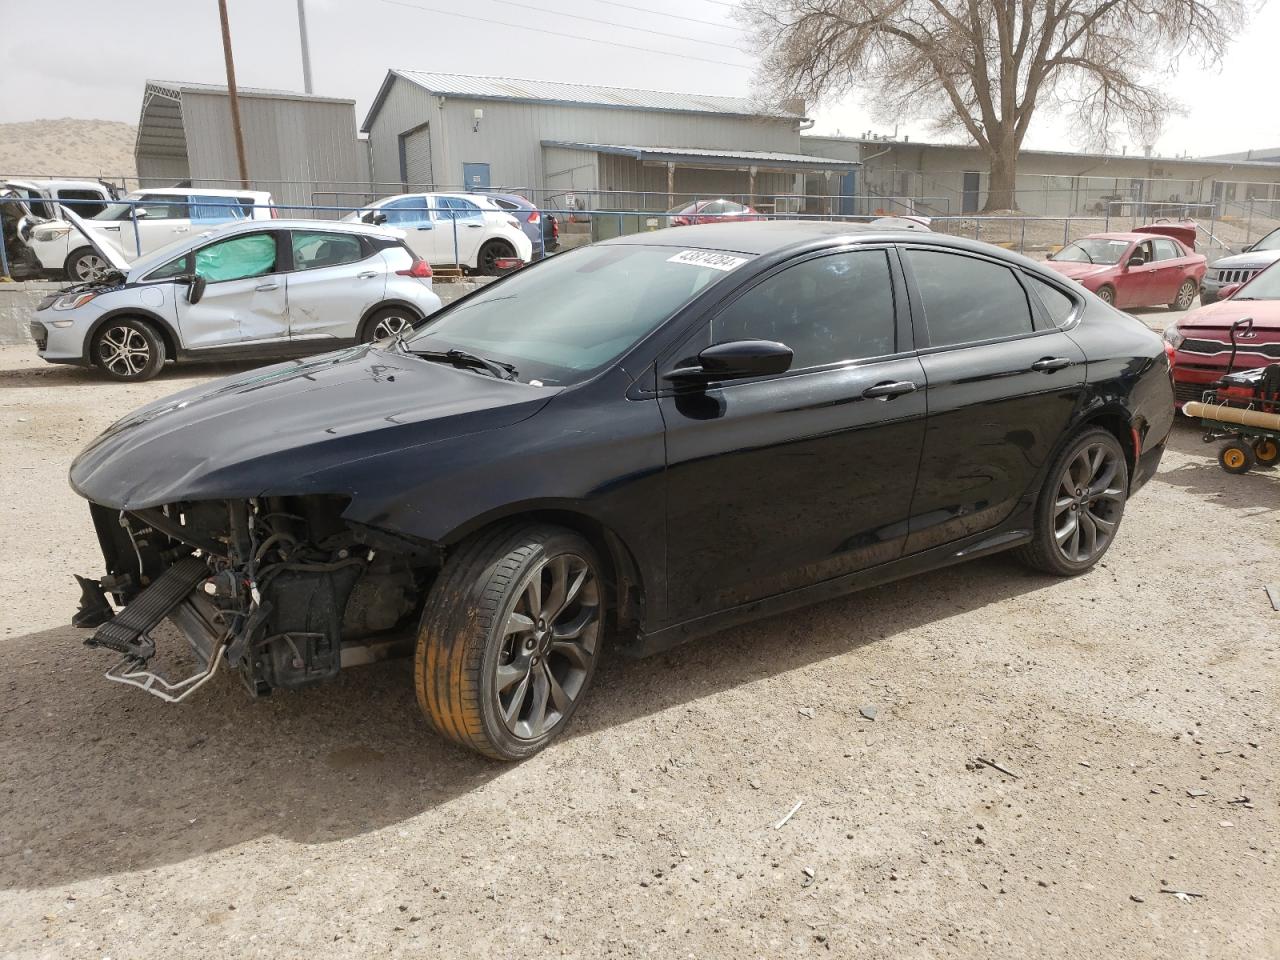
[741, 0, 1248, 211]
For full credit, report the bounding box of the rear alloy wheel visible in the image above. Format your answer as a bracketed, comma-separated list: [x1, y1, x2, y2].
[92, 318, 165, 382]
[415, 524, 604, 760]
[1252, 437, 1279, 467]
[1017, 428, 1128, 576]
[66, 247, 111, 282]
[1219, 439, 1256, 474]
[362, 307, 416, 343]
[1095, 285, 1115, 306]
[1170, 279, 1197, 311]
[478, 239, 516, 277]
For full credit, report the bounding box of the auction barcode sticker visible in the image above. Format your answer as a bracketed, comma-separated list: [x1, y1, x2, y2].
[667, 250, 749, 271]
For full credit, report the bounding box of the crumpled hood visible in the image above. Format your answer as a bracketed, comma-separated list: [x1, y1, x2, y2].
[1043, 260, 1110, 281]
[1210, 248, 1280, 270]
[70, 345, 556, 510]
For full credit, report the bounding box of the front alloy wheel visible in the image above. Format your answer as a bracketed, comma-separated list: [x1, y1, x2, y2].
[371, 312, 413, 340]
[415, 524, 604, 760]
[1017, 428, 1128, 576]
[92, 319, 164, 381]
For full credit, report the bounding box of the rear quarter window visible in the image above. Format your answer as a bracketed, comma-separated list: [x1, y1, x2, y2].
[1025, 274, 1079, 327]
[905, 249, 1034, 346]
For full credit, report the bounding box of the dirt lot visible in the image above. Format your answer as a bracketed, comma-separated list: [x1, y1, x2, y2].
[0, 339, 1276, 960]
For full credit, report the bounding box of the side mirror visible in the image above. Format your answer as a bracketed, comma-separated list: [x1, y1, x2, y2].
[663, 339, 794, 382]
[1220, 282, 1242, 299]
[133, 207, 149, 220]
[1127, 254, 1146, 268]
[1242, 243, 1255, 252]
[186, 273, 207, 304]
[361, 210, 388, 225]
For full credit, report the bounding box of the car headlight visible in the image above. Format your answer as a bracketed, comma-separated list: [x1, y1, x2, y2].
[1163, 325, 1185, 349]
[33, 225, 72, 242]
[53, 292, 97, 311]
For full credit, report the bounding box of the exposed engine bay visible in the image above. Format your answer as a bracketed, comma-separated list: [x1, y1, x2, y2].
[75, 496, 440, 701]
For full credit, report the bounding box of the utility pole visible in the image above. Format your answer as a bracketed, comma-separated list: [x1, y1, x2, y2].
[217, 0, 250, 189]
[297, 0, 314, 94]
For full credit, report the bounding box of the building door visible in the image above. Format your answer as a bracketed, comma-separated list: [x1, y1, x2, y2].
[962, 172, 981, 213]
[462, 162, 491, 192]
[839, 170, 858, 216]
[398, 124, 432, 190]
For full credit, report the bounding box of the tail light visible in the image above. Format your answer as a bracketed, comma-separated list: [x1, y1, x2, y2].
[493, 257, 524, 272]
[505, 216, 521, 230]
[551, 217, 559, 238]
[396, 259, 433, 279]
[527, 209, 540, 224]
[269, 205, 279, 219]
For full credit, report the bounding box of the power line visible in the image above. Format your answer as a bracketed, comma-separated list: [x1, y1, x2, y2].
[370, 0, 754, 69]
[596, 0, 741, 31]
[492, 0, 746, 51]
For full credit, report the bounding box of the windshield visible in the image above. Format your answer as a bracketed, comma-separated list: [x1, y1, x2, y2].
[1234, 261, 1280, 300]
[1051, 238, 1131, 264]
[1252, 228, 1280, 252]
[405, 244, 750, 385]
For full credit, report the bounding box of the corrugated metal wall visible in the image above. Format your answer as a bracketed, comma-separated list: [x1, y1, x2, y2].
[181, 92, 364, 215]
[365, 79, 440, 192]
[366, 76, 805, 199]
[593, 154, 795, 210]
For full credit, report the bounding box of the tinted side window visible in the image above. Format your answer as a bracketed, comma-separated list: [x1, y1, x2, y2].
[712, 250, 896, 369]
[292, 231, 365, 270]
[194, 233, 278, 283]
[382, 196, 429, 226]
[57, 189, 107, 217]
[1025, 275, 1078, 327]
[905, 249, 1033, 347]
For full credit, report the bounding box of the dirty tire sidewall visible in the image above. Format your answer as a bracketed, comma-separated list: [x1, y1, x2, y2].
[1095, 286, 1115, 306]
[1015, 427, 1128, 577]
[360, 306, 416, 344]
[1170, 279, 1196, 311]
[92, 317, 165, 382]
[415, 524, 604, 761]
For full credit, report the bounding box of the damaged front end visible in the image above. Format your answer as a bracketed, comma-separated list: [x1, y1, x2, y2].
[75, 495, 440, 702]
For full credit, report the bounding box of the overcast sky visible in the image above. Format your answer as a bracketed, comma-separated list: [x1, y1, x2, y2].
[3, 0, 1277, 156]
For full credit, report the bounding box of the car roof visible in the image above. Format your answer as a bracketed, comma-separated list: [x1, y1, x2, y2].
[5, 178, 107, 191]
[602, 219, 1028, 261]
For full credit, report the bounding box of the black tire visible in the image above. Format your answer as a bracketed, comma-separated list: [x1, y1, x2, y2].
[1219, 439, 1255, 474]
[91, 317, 165, 382]
[1252, 436, 1279, 467]
[415, 523, 606, 760]
[477, 239, 516, 277]
[1169, 279, 1197, 311]
[360, 306, 417, 343]
[1095, 285, 1116, 306]
[65, 246, 112, 282]
[1016, 427, 1129, 576]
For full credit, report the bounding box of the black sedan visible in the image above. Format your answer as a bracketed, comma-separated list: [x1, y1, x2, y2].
[69, 222, 1174, 759]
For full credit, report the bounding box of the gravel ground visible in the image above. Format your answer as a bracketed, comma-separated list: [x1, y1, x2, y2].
[0, 334, 1276, 960]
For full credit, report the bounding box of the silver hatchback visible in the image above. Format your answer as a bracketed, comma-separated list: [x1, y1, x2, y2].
[31, 218, 442, 381]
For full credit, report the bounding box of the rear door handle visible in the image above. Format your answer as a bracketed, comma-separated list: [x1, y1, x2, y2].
[103, 226, 120, 232]
[255, 282, 279, 291]
[862, 380, 919, 400]
[1031, 357, 1072, 372]
[356, 270, 378, 279]
[465, 223, 483, 228]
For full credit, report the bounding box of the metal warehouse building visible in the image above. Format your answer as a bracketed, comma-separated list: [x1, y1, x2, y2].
[134, 80, 368, 212]
[359, 71, 856, 217]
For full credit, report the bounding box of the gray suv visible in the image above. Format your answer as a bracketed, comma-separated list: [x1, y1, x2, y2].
[1201, 227, 1280, 304]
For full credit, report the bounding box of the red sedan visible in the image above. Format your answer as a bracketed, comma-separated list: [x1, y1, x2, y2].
[666, 199, 759, 227]
[1166, 258, 1280, 406]
[1044, 224, 1206, 310]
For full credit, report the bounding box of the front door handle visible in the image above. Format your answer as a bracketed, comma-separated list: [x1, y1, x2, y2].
[255, 282, 279, 291]
[1031, 357, 1072, 372]
[862, 380, 918, 400]
[356, 270, 378, 279]
[465, 222, 483, 228]
[103, 225, 120, 232]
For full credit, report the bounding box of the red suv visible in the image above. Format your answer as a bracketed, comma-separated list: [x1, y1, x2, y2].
[1165, 259, 1280, 406]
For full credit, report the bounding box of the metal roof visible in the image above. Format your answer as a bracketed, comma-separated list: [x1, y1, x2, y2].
[362, 70, 804, 131]
[143, 79, 355, 105]
[542, 141, 857, 171]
